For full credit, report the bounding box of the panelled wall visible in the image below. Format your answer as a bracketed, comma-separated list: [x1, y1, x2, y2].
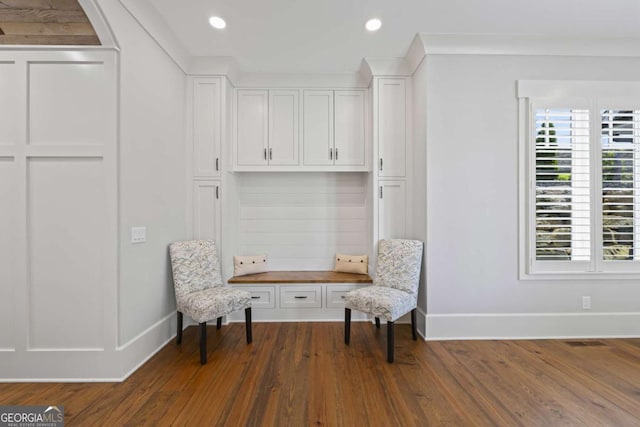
[0, 49, 118, 378]
[236, 172, 370, 271]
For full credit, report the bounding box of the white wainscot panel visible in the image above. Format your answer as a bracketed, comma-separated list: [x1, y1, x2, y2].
[28, 158, 105, 349]
[0, 159, 18, 349]
[28, 62, 109, 145]
[0, 62, 19, 145]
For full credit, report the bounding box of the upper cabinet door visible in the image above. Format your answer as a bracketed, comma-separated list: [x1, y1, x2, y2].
[237, 90, 268, 166]
[193, 78, 221, 177]
[269, 90, 299, 165]
[377, 78, 406, 177]
[303, 90, 334, 166]
[334, 90, 365, 166]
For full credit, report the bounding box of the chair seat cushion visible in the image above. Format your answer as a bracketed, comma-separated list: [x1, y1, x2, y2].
[178, 287, 251, 323]
[344, 286, 416, 322]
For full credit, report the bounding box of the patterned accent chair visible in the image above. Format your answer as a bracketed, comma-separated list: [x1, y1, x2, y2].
[169, 240, 252, 365]
[344, 239, 423, 363]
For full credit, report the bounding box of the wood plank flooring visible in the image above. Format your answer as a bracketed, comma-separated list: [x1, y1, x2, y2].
[0, 323, 639, 426]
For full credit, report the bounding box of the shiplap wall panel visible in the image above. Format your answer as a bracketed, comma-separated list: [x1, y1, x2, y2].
[28, 62, 108, 145]
[0, 62, 19, 145]
[28, 158, 104, 350]
[0, 159, 18, 350]
[238, 173, 369, 270]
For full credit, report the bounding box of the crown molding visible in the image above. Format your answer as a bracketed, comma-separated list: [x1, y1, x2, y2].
[418, 33, 640, 57]
[188, 57, 241, 82]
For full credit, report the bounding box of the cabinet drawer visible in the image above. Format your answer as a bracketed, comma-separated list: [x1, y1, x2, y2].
[234, 286, 275, 309]
[280, 285, 322, 308]
[326, 284, 365, 308]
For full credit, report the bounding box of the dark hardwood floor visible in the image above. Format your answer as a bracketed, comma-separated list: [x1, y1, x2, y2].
[1, 322, 639, 426]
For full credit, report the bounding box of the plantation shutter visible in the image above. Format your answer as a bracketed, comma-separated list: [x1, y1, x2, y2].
[600, 109, 640, 261]
[534, 109, 591, 262]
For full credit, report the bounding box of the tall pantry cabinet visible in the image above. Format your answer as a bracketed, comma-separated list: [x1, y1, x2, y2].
[373, 77, 411, 245]
[187, 76, 226, 253]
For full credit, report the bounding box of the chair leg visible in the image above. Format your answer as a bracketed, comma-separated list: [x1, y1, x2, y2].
[176, 311, 183, 345]
[245, 307, 252, 344]
[345, 308, 351, 345]
[411, 308, 418, 341]
[199, 322, 207, 365]
[387, 321, 395, 363]
[216, 317, 222, 330]
[375, 317, 380, 329]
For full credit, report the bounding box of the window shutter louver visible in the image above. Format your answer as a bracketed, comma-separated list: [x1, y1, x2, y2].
[534, 109, 591, 262]
[601, 109, 640, 261]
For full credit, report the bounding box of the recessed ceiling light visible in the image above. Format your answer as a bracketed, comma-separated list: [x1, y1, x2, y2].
[365, 18, 381, 32]
[209, 16, 226, 29]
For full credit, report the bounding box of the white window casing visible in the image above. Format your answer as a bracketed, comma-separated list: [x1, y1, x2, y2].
[518, 81, 640, 279]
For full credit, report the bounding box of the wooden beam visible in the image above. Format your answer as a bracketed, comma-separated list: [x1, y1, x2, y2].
[0, 22, 95, 36]
[0, 9, 89, 23]
[0, 0, 83, 11]
[0, 34, 100, 45]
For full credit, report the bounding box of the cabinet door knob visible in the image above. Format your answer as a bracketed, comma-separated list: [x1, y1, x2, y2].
[215, 158, 219, 171]
[294, 296, 308, 299]
[379, 158, 383, 171]
[329, 148, 333, 160]
[335, 148, 338, 160]
[269, 148, 273, 160]
[264, 148, 267, 160]
[216, 185, 219, 199]
[379, 186, 383, 199]
[251, 296, 261, 299]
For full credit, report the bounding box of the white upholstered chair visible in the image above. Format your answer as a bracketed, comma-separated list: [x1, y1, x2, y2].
[169, 240, 252, 365]
[344, 239, 423, 363]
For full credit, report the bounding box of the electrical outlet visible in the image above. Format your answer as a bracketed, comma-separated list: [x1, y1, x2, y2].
[582, 296, 591, 310]
[131, 226, 146, 244]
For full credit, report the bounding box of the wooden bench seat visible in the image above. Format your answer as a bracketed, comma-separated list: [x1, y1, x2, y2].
[228, 270, 373, 284]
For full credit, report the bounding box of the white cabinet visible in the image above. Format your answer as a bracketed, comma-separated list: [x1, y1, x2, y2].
[303, 90, 334, 166]
[377, 78, 406, 177]
[334, 90, 366, 166]
[280, 285, 322, 308]
[228, 283, 368, 321]
[193, 180, 221, 242]
[236, 89, 299, 167]
[269, 90, 299, 165]
[192, 77, 222, 177]
[303, 89, 366, 167]
[236, 90, 269, 166]
[378, 180, 406, 240]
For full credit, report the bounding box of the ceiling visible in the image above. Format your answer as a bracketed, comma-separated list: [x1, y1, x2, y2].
[0, 0, 99, 45]
[146, 0, 640, 74]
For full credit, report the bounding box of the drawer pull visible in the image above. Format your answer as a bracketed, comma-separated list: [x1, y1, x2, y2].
[340, 296, 345, 299]
[251, 296, 261, 299]
[294, 296, 308, 299]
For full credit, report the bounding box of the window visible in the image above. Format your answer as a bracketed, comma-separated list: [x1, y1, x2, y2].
[518, 81, 640, 277]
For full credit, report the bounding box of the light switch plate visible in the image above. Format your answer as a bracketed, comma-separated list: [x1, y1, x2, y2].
[131, 226, 146, 244]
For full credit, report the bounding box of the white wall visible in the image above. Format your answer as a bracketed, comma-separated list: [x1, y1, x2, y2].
[425, 54, 640, 339]
[96, 1, 188, 347]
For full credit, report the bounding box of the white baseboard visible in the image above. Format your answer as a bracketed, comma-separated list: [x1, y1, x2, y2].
[118, 311, 177, 381]
[0, 312, 177, 382]
[426, 312, 640, 340]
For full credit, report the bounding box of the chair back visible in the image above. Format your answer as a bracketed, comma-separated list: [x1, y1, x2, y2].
[169, 240, 223, 301]
[374, 239, 423, 297]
